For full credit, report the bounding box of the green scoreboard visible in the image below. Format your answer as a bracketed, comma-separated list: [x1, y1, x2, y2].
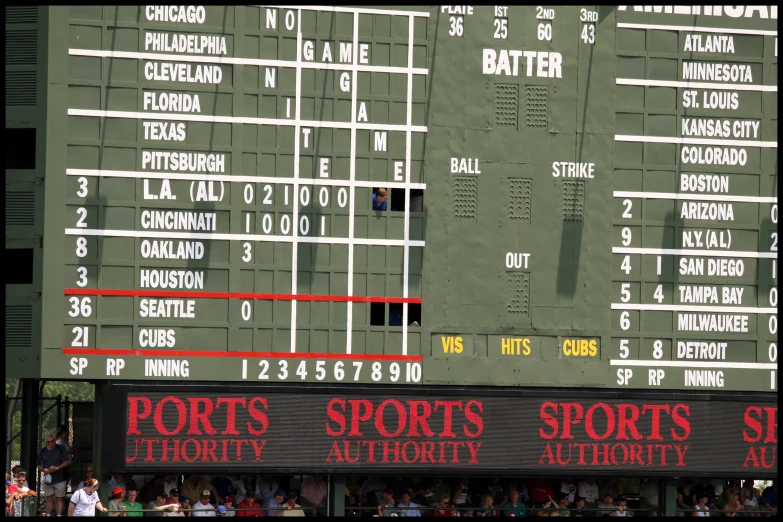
[36, 5, 778, 391]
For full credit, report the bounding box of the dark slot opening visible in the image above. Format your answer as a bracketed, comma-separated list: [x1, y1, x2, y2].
[5, 249, 34, 284]
[387, 302, 421, 326]
[390, 188, 424, 212]
[6, 128, 36, 169]
[370, 302, 386, 326]
[408, 303, 421, 326]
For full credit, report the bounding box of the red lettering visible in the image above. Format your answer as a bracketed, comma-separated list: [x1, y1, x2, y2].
[406, 400, 434, 437]
[539, 442, 555, 464]
[203, 439, 218, 461]
[325, 399, 346, 437]
[744, 406, 764, 443]
[466, 441, 482, 464]
[764, 407, 778, 444]
[216, 397, 246, 436]
[642, 404, 670, 441]
[670, 404, 691, 441]
[181, 438, 200, 462]
[434, 400, 463, 438]
[464, 400, 484, 437]
[348, 399, 373, 437]
[402, 441, 421, 464]
[250, 439, 266, 462]
[154, 397, 186, 436]
[561, 403, 584, 440]
[674, 444, 688, 467]
[160, 438, 180, 462]
[421, 441, 436, 463]
[325, 441, 343, 463]
[187, 398, 215, 435]
[539, 402, 559, 439]
[585, 403, 615, 441]
[343, 441, 360, 463]
[616, 404, 642, 441]
[376, 399, 406, 438]
[127, 397, 152, 435]
[246, 397, 268, 436]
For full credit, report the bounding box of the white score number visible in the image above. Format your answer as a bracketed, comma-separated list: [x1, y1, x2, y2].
[494, 18, 508, 39]
[449, 16, 463, 37]
[580, 9, 596, 44]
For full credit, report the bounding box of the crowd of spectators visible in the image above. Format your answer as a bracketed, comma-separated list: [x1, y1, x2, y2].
[7, 464, 779, 517]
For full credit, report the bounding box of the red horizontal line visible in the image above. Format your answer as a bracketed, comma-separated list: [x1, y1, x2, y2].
[62, 348, 423, 361]
[65, 288, 422, 304]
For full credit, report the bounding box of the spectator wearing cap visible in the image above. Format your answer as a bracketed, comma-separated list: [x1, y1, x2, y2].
[222, 496, 236, 517]
[147, 489, 180, 517]
[264, 489, 287, 517]
[378, 488, 397, 516]
[610, 495, 632, 517]
[169, 496, 191, 517]
[164, 476, 179, 497]
[549, 492, 571, 517]
[599, 480, 622, 502]
[300, 475, 327, 517]
[108, 487, 126, 517]
[502, 489, 527, 517]
[597, 492, 617, 517]
[192, 489, 217, 517]
[122, 487, 144, 517]
[164, 491, 185, 518]
[162, 489, 183, 518]
[217, 505, 229, 517]
[235, 490, 263, 517]
[183, 476, 221, 507]
[572, 496, 587, 517]
[232, 476, 256, 506]
[282, 491, 304, 517]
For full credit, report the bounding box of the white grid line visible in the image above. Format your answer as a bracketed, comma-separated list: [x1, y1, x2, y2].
[65, 168, 427, 190]
[258, 5, 430, 17]
[290, 9, 302, 353]
[613, 247, 776, 259]
[402, 15, 415, 357]
[346, 12, 359, 355]
[68, 48, 429, 75]
[615, 135, 777, 148]
[609, 360, 777, 370]
[67, 109, 427, 132]
[613, 191, 776, 203]
[616, 78, 777, 92]
[616, 22, 777, 36]
[65, 228, 426, 247]
[611, 303, 777, 314]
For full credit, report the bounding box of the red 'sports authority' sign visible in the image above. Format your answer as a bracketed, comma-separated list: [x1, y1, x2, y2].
[121, 392, 776, 475]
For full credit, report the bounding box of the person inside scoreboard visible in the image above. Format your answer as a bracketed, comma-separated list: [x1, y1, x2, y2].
[372, 188, 388, 211]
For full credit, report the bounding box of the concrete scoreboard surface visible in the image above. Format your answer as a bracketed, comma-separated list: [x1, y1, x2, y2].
[37, 5, 777, 390]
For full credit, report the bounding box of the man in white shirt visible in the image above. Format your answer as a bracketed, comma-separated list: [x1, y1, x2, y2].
[578, 478, 600, 507]
[192, 490, 217, 517]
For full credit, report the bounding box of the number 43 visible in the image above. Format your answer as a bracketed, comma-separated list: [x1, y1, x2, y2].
[581, 24, 595, 44]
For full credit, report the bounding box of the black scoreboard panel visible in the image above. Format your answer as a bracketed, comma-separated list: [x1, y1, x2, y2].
[36, 5, 777, 391]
